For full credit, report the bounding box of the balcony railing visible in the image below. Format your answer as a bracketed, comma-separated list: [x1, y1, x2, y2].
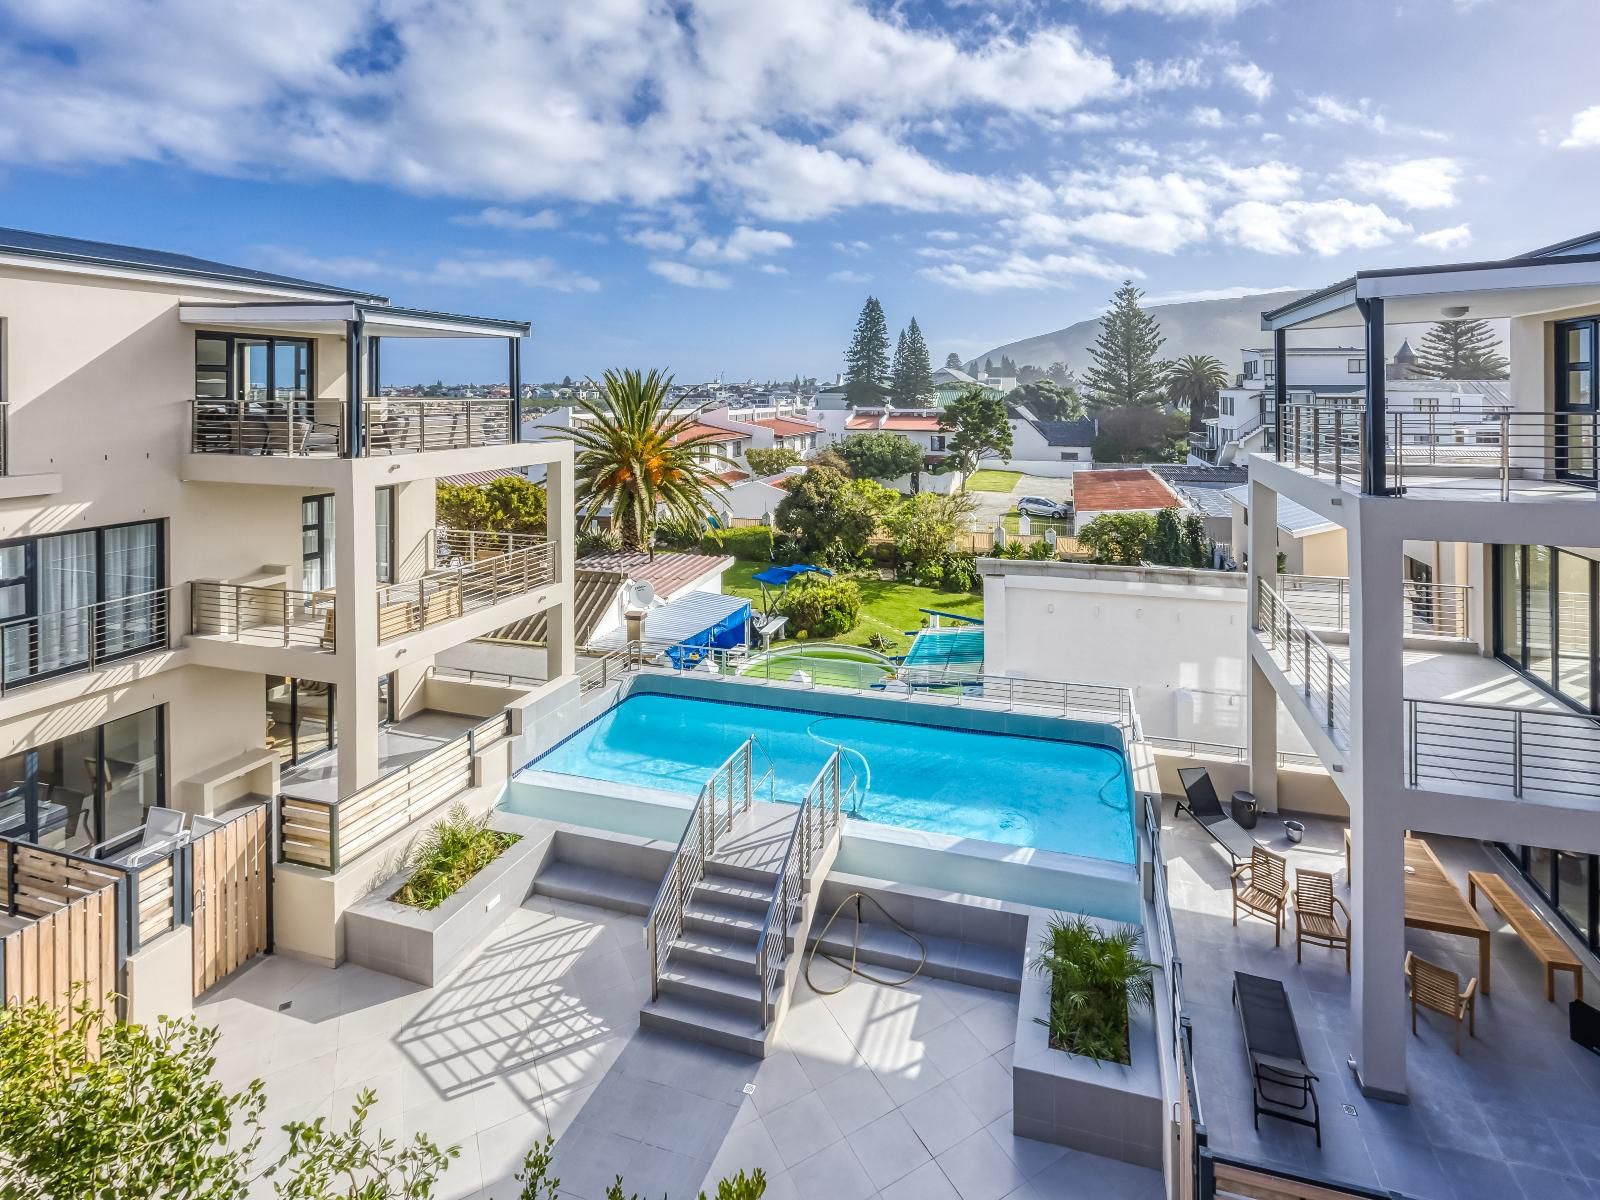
[0, 587, 171, 694]
[190, 582, 335, 651]
[1276, 401, 1600, 499]
[189, 397, 516, 458]
[1277, 574, 1471, 640]
[432, 527, 546, 565]
[1255, 577, 1351, 734]
[376, 538, 555, 643]
[1406, 698, 1600, 800]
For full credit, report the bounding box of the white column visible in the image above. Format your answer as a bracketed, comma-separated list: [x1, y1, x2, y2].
[1346, 508, 1410, 1100]
[543, 444, 577, 680]
[334, 478, 380, 797]
[1246, 478, 1278, 623]
[1247, 659, 1279, 812]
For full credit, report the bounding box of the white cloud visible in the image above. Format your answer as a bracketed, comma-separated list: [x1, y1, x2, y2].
[1345, 156, 1462, 210]
[833, 239, 873, 255]
[452, 206, 560, 231]
[1216, 198, 1410, 256]
[626, 229, 688, 252]
[1560, 106, 1600, 149]
[1188, 106, 1225, 128]
[758, 263, 788, 275]
[649, 261, 731, 289]
[925, 230, 962, 243]
[825, 269, 873, 284]
[1204, 158, 1301, 201]
[1223, 61, 1272, 102]
[1087, 0, 1266, 16]
[918, 249, 1135, 293]
[259, 246, 598, 292]
[687, 226, 793, 262]
[1416, 224, 1472, 252]
[1014, 166, 1214, 254]
[1290, 94, 1384, 131]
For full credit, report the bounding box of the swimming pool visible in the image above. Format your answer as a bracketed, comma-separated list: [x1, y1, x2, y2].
[523, 690, 1134, 863]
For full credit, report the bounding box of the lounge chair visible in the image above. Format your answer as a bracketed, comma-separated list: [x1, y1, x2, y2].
[1175, 767, 1258, 866]
[1233, 971, 1321, 1144]
[1405, 952, 1477, 1055]
[1233, 846, 1290, 945]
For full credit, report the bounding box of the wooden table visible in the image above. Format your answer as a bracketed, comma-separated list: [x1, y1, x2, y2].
[1404, 836, 1491, 993]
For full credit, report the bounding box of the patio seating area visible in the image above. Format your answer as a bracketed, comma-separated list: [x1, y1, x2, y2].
[198, 891, 1162, 1199]
[1164, 807, 1600, 1200]
[279, 710, 486, 804]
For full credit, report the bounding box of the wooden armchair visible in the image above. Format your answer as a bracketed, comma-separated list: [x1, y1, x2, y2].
[1232, 846, 1290, 945]
[1405, 952, 1477, 1054]
[1292, 869, 1350, 971]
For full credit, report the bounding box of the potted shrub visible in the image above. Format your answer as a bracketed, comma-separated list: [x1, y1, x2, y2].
[392, 803, 520, 910]
[1029, 915, 1153, 1064]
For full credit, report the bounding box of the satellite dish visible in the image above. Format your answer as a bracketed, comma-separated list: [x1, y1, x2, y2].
[624, 581, 656, 611]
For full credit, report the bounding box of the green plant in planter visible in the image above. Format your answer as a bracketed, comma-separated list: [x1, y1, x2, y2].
[1029, 915, 1154, 1065]
[392, 803, 519, 911]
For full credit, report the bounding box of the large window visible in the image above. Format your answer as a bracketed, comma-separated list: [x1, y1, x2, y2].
[1500, 844, 1599, 954]
[266, 676, 335, 766]
[375, 487, 395, 585]
[1496, 544, 1599, 713]
[0, 705, 166, 852]
[0, 520, 165, 688]
[195, 333, 313, 405]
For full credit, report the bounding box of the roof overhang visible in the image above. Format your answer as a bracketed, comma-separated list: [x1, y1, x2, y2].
[1261, 251, 1600, 333]
[178, 300, 529, 339]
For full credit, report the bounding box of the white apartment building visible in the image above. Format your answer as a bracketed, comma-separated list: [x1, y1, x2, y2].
[0, 227, 576, 981]
[1244, 230, 1600, 1102]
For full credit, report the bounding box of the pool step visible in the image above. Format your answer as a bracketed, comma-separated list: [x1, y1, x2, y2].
[639, 994, 769, 1058]
[532, 860, 658, 917]
[658, 959, 768, 1019]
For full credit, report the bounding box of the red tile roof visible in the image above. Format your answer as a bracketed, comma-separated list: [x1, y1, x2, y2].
[1071, 468, 1179, 513]
[575, 550, 733, 600]
[753, 416, 822, 436]
[670, 422, 749, 445]
[844, 413, 944, 432]
[717, 469, 751, 484]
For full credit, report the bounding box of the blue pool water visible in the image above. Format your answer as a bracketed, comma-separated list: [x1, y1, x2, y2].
[525, 692, 1134, 863]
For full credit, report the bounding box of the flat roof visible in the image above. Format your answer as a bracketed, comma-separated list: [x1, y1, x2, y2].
[1072, 468, 1179, 513]
[1222, 484, 1340, 538]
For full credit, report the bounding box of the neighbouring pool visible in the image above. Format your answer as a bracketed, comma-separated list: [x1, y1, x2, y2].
[733, 643, 896, 690]
[521, 691, 1134, 863]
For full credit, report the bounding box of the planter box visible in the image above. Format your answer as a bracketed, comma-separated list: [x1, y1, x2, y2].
[1010, 912, 1164, 1169]
[344, 814, 555, 986]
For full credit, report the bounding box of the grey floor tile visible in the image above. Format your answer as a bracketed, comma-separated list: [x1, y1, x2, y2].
[817, 1065, 896, 1135]
[1434, 1147, 1527, 1200]
[764, 1090, 844, 1167]
[880, 1160, 963, 1200]
[901, 1078, 985, 1157]
[1514, 1166, 1600, 1200]
[983, 1116, 1068, 1179]
[947, 1055, 1014, 1128]
[848, 1109, 933, 1190]
[935, 1127, 1031, 1200]
[789, 1138, 877, 1200]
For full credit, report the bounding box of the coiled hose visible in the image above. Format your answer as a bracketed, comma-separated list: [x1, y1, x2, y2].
[804, 891, 928, 995]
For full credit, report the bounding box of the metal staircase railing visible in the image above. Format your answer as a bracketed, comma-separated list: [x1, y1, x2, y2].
[644, 737, 771, 1001]
[756, 749, 849, 1026]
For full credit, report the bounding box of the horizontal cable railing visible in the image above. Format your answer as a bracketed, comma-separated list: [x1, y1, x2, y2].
[430, 663, 547, 690]
[433, 527, 547, 564]
[376, 540, 555, 643]
[362, 398, 514, 455]
[1277, 573, 1471, 639]
[758, 749, 846, 1026]
[1255, 577, 1351, 734]
[1406, 698, 1600, 800]
[190, 398, 345, 456]
[190, 581, 334, 650]
[1142, 735, 1322, 769]
[645, 738, 766, 1001]
[0, 587, 171, 693]
[1145, 794, 1201, 1135]
[279, 711, 510, 871]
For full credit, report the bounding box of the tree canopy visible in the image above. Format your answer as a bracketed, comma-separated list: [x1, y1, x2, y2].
[1083, 281, 1167, 409]
[1164, 354, 1229, 434]
[890, 317, 935, 407]
[774, 466, 883, 562]
[1008, 379, 1086, 423]
[844, 297, 891, 405]
[1092, 406, 1188, 463]
[743, 446, 803, 477]
[940, 387, 1014, 481]
[944, 352, 963, 369]
[1413, 318, 1509, 380]
[837, 431, 925, 485]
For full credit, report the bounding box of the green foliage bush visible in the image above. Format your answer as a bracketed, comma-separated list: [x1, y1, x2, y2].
[577, 527, 623, 557]
[774, 467, 882, 562]
[701, 524, 774, 561]
[776, 573, 862, 638]
[654, 514, 706, 551]
[1029, 915, 1155, 1064]
[392, 804, 519, 911]
[437, 476, 547, 534]
[1077, 512, 1158, 565]
[743, 446, 803, 477]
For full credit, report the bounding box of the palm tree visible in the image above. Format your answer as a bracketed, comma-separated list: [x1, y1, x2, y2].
[1165, 354, 1229, 435]
[565, 368, 729, 552]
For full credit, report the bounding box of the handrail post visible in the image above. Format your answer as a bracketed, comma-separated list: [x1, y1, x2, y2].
[282, 589, 290, 646]
[1513, 711, 1523, 797]
[1407, 701, 1417, 785]
[1333, 408, 1343, 481]
[1311, 406, 1321, 474]
[1500, 412, 1511, 501]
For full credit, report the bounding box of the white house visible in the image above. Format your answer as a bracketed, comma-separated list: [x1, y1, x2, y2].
[1070, 467, 1181, 534]
[994, 416, 1097, 478]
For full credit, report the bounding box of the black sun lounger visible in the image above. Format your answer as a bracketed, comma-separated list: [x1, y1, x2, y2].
[1175, 767, 1258, 867]
[1234, 971, 1321, 1145]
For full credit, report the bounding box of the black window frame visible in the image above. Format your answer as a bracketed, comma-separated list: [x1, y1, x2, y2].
[1554, 317, 1599, 487]
[1492, 543, 1600, 714]
[194, 331, 316, 406]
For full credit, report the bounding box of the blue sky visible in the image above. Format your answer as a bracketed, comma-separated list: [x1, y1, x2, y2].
[1, 0, 1597, 383]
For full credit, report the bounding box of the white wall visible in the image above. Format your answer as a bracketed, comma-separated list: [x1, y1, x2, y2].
[981, 559, 1313, 754]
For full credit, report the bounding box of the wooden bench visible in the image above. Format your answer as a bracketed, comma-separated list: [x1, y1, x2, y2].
[1467, 870, 1585, 1002]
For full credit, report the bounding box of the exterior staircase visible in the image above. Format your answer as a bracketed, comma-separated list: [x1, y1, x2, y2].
[639, 741, 847, 1057]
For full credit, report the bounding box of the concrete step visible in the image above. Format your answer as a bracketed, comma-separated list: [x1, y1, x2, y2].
[639, 993, 770, 1058]
[703, 856, 781, 888]
[532, 861, 658, 917]
[682, 896, 767, 942]
[692, 875, 773, 914]
[670, 930, 763, 976]
[658, 959, 767, 1020]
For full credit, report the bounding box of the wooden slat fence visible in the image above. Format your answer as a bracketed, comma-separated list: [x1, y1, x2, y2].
[191, 805, 270, 997]
[0, 840, 123, 1029]
[279, 712, 511, 872]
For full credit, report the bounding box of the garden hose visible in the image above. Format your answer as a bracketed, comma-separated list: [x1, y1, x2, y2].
[804, 891, 927, 995]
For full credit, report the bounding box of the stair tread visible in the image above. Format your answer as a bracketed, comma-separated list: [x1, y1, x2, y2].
[693, 877, 774, 908]
[673, 933, 761, 965]
[660, 961, 764, 1003]
[685, 897, 771, 934]
[640, 994, 767, 1046]
[534, 861, 657, 914]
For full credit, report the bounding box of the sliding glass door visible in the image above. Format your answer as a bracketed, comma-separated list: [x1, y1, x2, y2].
[1495, 543, 1600, 712]
[1556, 318, 1599, 487]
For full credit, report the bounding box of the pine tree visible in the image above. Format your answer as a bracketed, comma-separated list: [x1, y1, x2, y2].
[983, 357, 995, 377]
[944, 352, 963, 369]
[1413, 318, 1509, 380]
[1083, 280, 1167, 409]
[844, 297, 891, 407]
[891, 317, 935, 407]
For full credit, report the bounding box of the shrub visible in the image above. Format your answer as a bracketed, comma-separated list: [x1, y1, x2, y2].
[576, 527, 623, 557]
[773, 467, 882, 561]
[1029, 915, 1154, 1064]
[776, 574, 861, 638]
[654, 514, 706, 551]
[437, 476, 547, 534]
[392, 803, 520, 911]
[936, 552, 980, 592]
[743, 446, 802, 477]
[702, 524, 774, 561]
[1024, 539, 1055, 560]
[1076, 512, 1157, 565]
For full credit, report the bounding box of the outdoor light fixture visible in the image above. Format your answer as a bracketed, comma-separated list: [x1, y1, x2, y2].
[1442, 305, 1470, 318]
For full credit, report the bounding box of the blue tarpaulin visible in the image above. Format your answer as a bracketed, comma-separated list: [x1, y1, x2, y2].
[750, 563, 831, 587]
[591, 590, 751, 667]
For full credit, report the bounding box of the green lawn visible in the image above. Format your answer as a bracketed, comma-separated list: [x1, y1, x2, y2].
[965, 469, 1022, 493]
[722, 560, 983, 654]
[1002, 513, 1073, 537]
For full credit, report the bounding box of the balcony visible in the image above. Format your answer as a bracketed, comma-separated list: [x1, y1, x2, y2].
[1271, 401, 1600, 504]
[0, 588, 172, 695]
[1277, 573, 1471, 640]
[376, 530, 554, 643]
[189, 397, 515, 459]
[190, 582, 334, 651]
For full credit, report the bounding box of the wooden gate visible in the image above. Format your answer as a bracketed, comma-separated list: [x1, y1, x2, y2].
[0, 887, 119, 1027]
[191, 805, 270, 997]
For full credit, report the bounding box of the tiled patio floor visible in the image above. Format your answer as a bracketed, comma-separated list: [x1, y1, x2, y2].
[1162, 810, 1600, 1200]
[200, 893, 1162, 1200]
[279, 710, 481, 803]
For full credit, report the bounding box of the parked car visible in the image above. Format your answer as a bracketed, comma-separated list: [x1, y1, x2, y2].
[1017, 495, 1070, 519]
